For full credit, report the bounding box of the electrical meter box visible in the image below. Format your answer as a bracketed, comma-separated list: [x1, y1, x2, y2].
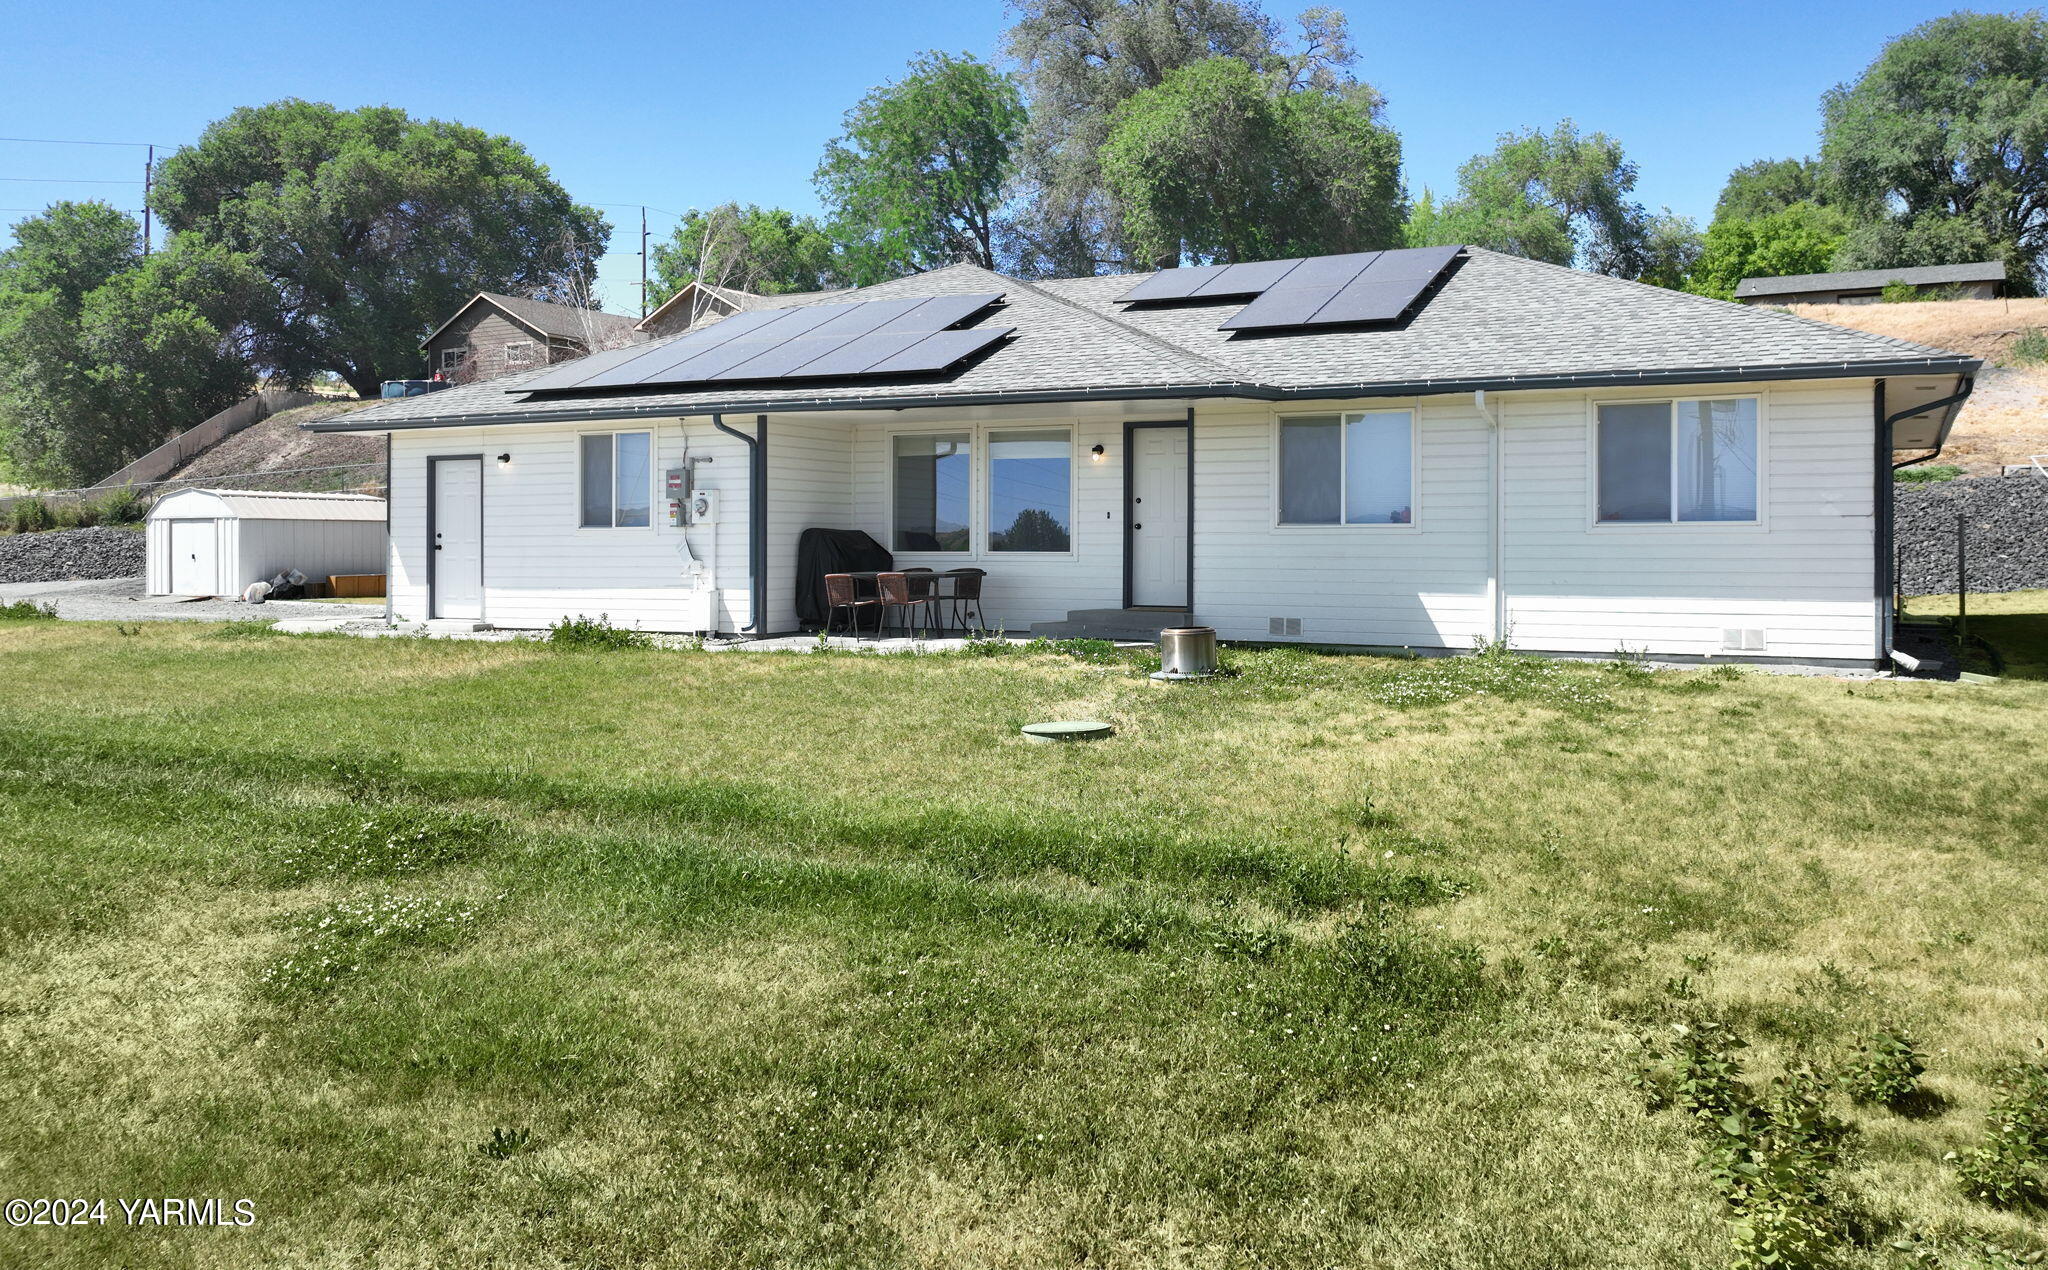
[665, 469, 688, 527]
[688, 489, 718, 526]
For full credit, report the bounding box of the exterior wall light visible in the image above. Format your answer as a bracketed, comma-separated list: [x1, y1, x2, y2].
[1090, 444, 1106, 462]
[496, 453, 511, 464]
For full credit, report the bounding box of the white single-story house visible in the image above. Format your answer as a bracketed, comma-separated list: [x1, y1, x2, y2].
[306, 246, 1977, 667]
[146, 489, 387, 597]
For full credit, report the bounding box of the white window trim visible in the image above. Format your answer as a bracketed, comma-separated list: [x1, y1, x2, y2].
[504, 339, 536, 366]
[439, 347, 467, 371]
[1584, 392, 1768, 532]
[575, 428, 657, 532]
[884, 422, 1079, 561]
[1269, 406, 1422, 533]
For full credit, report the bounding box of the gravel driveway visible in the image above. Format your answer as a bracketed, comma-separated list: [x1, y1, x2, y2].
[0, 576, 372, 623]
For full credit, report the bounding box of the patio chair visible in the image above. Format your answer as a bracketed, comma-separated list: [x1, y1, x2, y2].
[823, 573, 880, 640]
[942, 569, 987, 633]
[875, 571, 938, 638]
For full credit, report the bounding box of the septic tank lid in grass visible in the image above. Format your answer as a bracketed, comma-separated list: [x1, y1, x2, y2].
[1021, 719, 1113, 743]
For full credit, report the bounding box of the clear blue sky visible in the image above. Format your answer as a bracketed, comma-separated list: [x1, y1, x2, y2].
[1, 0, 1974, 312]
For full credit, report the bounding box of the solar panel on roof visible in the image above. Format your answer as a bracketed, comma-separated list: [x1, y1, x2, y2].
[517, 292, 1008, 394]
[1190, 258, 1301, 298]
[1116, 263, 1235, 304]
[1220, 246, 1459, 331]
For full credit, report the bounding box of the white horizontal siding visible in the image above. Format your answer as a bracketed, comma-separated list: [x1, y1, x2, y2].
[765, 416, 854, 633]
[388, 420, 751, 632]
[1498, 380, 1878, 661]
[1192, 398, 1493, 648]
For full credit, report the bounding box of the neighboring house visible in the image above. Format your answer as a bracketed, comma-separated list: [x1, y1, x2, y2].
[309, 246, 1977, 668]
[423, 292, 639, 383]
[1735, 261, 2007, 306]
[636, 280, 856, 339]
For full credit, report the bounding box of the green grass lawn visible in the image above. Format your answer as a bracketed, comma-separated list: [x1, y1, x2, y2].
[1905, 589, 2048, 680]
[2, 613, 2045, 1268]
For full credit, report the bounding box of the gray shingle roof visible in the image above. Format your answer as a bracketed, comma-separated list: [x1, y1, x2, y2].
[323, 249, 1976, 433]
[463, 292, 638, 343]
[1734, 260, 2007, 298]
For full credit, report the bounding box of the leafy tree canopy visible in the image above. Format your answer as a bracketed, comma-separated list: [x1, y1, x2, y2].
[151, 99, 609, 396]
[1821, 11, 2048, 292]
[1003, 0, 1357, 274]
[647, 204, 844, 309]
[1100, 57, 1402, 265]
[1404, 121, 1672, 278]
[1714, 158, 1825, 223]
[1683, 200, 1851, 300]
[817, 52, 1026, 284]
[0, 204, 266, 484]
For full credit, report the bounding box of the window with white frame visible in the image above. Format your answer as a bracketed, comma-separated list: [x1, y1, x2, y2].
[504, 340, 535, 367]
[987, 428, 1072, 552]
[580, 431, 653, 528]
[1596, 398, 1758, 523]
[1277, 410, 1415, 525]
[439, 347, 467, 372]
[892, 433, 971, 551]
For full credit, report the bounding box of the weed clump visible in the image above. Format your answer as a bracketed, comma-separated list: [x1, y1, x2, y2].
[1838, 1026, 1926, 1110]
[0, 600, 58, 622]
[258, 890, 497, 1003]
[267, 806, 496, 884]
[548, 613, 650, 649]
[1954, 1053, 2048, 1210]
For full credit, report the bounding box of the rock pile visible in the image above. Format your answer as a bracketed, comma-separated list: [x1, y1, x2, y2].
[0, 526, 147, 583]
[1896, 474, 2048, 595]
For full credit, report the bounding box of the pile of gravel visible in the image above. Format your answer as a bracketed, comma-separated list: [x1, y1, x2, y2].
[0, 526, 146, 583]
[1896, 475, 2048, 595]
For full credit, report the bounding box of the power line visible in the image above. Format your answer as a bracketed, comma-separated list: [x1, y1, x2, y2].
[0, 135, 174, 149]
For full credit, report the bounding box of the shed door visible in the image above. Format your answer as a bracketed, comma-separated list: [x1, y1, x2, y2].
[431, 458, 484, 620]
[169, 520, 217, 596]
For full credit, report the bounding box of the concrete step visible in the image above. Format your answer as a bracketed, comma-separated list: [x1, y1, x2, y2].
[1029, 608, 1189, 641]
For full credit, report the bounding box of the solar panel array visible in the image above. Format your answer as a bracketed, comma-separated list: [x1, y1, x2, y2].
[517, 293, 1012, 394]
[1115, 245, 1462, 333]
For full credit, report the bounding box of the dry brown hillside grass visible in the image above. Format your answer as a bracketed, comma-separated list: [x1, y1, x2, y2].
[163, 399, 383, 492]
[1788, 298, 2048, 473]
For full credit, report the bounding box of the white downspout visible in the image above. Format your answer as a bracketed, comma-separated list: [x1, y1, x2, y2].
[1474, 390, 1506, 646]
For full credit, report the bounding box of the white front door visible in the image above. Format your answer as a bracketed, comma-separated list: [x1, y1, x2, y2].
[1129, 425, 1189, 608]
[431, 458, 483, 619]
[168, 519, 215, 596]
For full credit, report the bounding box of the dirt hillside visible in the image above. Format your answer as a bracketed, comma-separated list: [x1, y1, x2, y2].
[1786, 298, 2048, 474]
[162, 399, 384, 492]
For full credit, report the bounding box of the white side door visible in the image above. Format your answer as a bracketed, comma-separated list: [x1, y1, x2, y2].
[431, 458, 483, 620]
[168, 520, 216, 596]
[1129, 425, 1189, 608]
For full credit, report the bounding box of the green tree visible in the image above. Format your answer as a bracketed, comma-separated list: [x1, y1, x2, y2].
[150, 99, 609, 396]
[1099, 57, 1401, 265]
[1684, 201, 1850, 300]
[1821, 11, 2048, 291]
[1714, 158, 1824, 222]
[0, 204, 266, 484]
[1003, 0, 1358, 273]
[647, 204, 843, 308]
[1405, 121, 1660, 277]
[817, 52, 1026, 283]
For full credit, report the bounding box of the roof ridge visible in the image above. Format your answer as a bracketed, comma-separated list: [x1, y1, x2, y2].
[1463, 247, 1967, 362]
[999, 270, 1253, 385]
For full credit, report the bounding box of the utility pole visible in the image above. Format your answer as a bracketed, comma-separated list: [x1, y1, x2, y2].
[142, 144, 154, 255]
[640, 206, 649, 318]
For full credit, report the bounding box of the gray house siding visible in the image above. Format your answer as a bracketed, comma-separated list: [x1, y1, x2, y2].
[425, 309, 582, 383]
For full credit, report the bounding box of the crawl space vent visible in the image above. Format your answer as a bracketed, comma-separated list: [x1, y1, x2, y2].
[1721, 628, 1767, 653]
[1268, 617, 1303, 637]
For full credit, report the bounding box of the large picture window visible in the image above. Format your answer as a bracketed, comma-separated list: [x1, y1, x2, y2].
[1596, 398, 1758, 523]
[987, 429, 1072, 552]
[580, 431, 652, 528]
[1278, 410, 1414, 525]
[892, 433, 970, 551]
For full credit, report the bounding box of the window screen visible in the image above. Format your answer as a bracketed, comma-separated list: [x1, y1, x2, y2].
[581, 432, 651, 528]
[1597, 403, 1674, 522]
[1278, 416, 1342, 524]
[893, 433, 971, 551]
